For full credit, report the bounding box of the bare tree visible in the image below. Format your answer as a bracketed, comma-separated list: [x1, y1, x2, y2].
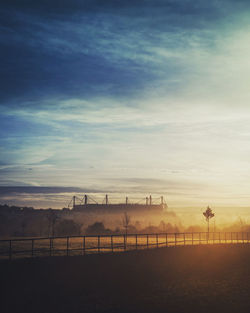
[47, 209, 59, 237]
[21, 219, 27, 236]
[203, 206, 215, 233]
[122, 212, 131, 238]
[238, 216, 246, 232]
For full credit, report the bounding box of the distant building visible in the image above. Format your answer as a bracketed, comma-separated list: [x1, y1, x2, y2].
[70, 195, 167, 212]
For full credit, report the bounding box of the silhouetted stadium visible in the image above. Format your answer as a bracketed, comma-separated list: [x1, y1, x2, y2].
[69, 194, 167, 212]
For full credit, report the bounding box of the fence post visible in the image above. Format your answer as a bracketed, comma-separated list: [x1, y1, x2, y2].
[156, 234, 158, 248]
[9, 240, 12, 260]
[147, 234, 149, 249]
[67, 237, 69, 256]
[183, 233, 185, 245]
[83, 236, 85, 255]
[199, 232, 201, 245]
[50, 238, 53, 256]
[31, 239, 34, 257]
[175, 233, 177, 246]
[248, 232, 249, 244]
[135, 234, 138, 250]
[237, 232, 239, 243]
[124, 235, 126, 251]
[242, 232, 244, 244]
[192, 233, 194, 245]
[98, 235, 100, 253]
[219, 232, 221, 244]
[166, 233, 168, 247]
[231, 232, 233, 244]
[110, 235, 114, 253]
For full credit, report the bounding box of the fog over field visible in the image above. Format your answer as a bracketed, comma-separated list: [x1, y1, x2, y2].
[1, 186, 249, 229]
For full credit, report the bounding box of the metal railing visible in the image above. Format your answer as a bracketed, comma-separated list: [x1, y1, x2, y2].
[0, 232, 249, 260]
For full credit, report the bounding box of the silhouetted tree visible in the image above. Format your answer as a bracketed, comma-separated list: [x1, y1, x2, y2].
[238, 217, 246, 231]
[85, 222, 106, 235]
[21, 219, 27, 236]
[159, 220, 167, 232]
[46, 210, 59, 237]
[122, 212, 131, 238]
[203, 206, 215, 233]
[135, 220, 141, 231]
[56, 219, 81, 236]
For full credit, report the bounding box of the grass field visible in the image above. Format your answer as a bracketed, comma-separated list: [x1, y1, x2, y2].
[1, 244, 250, 313]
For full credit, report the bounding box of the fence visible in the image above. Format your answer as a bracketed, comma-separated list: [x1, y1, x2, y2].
[0, 232, 249, 260]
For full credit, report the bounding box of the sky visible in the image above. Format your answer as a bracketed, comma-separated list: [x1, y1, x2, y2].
[1, 0, 250, 213]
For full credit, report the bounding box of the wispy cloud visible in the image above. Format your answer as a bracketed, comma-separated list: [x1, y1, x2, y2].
[1, 1, 250, 209]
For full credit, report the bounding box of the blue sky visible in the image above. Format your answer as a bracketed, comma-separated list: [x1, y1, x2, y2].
[2, 0, 250, 210]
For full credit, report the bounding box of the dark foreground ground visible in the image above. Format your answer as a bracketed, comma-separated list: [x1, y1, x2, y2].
[1, 245, 250, 313]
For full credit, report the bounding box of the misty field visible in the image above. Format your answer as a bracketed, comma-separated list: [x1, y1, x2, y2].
[2, 244, 250, 313]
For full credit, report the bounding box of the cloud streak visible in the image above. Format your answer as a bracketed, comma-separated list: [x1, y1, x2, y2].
[1, 1, 250, 210]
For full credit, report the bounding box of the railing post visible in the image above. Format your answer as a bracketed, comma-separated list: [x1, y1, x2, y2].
[237, 232, 239, 243]
[31, 239, 34, 257]
[248, 232, 249, 244]
[219, 232, 221, 244]
[83, 236, 85, 255]
[147, 234, 149, 249]
[111, 235, 113, 253]
[124, 235, 126, 251]
[156, 234, 158, 248]
[184, 233, 186, 245]
[192, 233, 194, 245]
[166, 233, 168, 247]
[136, 234, 138, 250]
[9, 240, 12, 260]
[231, 232, 233, 244]
[242, 232, 244, 244]
[98, 235, 100, 253]
[175, 233, 177, 246]
[199, 232, 201, 245]
[50, 238, 53, 256]
[67, 237, 69, 256]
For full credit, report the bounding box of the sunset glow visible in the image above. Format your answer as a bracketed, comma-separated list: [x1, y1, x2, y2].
[1, 1, 250, 217]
